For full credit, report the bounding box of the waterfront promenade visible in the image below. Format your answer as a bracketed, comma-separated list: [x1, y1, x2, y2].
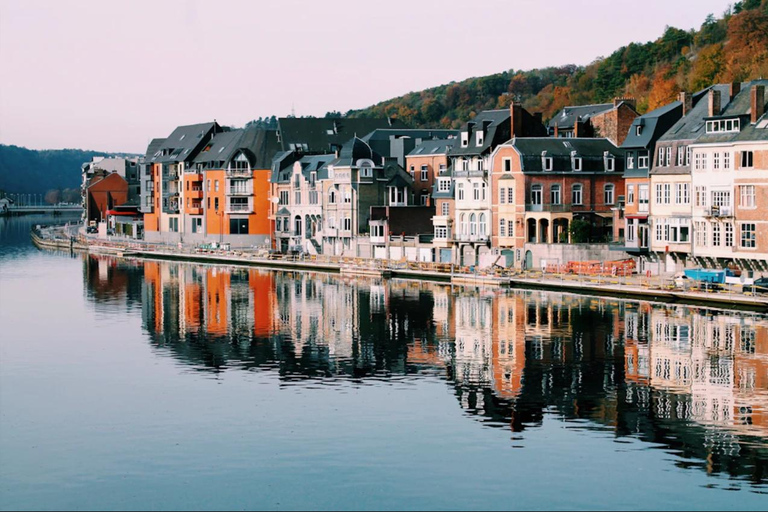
[31, 224, 768, 313]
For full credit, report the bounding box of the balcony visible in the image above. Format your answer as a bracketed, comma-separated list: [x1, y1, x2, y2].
[188, 188, 204, 199]
[187, 206, 203, 215]
[706, 206, 733, 218]
[227, 187, 253, 197]
[227, 167, 252, 178]
[185, 172, 203, 181]
[452, 169, 485, 178]
[227, 203, 252, 214]
[453, 234, 489, 243]
[525, 202, 573, 213]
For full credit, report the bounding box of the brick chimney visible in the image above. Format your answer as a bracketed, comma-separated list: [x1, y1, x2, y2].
[510, 102, 523, 137]
[729, 82, 741, 101]
[613, 97, 636, 110]
[708, 89, 721, 117]
[573, 120, 580, 138]
[751, 85, 765, 123]
[678, 91, 692, 116]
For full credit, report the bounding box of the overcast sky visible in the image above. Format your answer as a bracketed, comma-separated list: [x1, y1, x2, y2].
[0, 0, 734, 153]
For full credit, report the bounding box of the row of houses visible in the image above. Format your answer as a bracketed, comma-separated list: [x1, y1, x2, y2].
[89, 80, 768, 274]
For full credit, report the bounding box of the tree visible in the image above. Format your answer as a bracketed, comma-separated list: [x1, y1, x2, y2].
[45, 189, 61, 205]
[721, 8, 768, 82]
[647, 67, 680, 111]
[689, 44, 724, 91]
[569, 219, 593, 243]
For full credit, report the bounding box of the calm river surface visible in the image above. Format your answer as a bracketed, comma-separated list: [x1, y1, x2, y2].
[1, 214, 768, 511]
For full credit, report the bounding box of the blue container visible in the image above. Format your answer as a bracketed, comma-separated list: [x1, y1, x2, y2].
[684, 268, 726, 283]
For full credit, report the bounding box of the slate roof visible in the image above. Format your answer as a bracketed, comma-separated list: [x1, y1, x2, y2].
[548, 103, 614, 130]
[407, 138, 456, 156]
[151, 122, 221, 164]
[386, 173, 412, 189]
[621, 101, 682, 149]
[658, 85, 729, 142]
[192, 127, 281, 170]
[144, 138, 166, 160]
[509, 137, 624, 173]
[270, 151, 336, 183]
[361, 129, 458, 158]
[697, 80, 768, 144]
[449, 109, 511, 157]
[276, 117, 407, 154]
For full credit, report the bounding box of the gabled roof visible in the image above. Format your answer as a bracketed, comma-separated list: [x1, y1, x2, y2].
[152, 122, 221, 164]
[450, 109, 511, 157]
[697, 80, 768, 143]
[509, 137, 624, 173]
[329, 137, 383, 167]
[276, 117, 407, 154]
[548, 103, 615, 130]
[193, 127, 282, 169]
[658, 85, 728, 142]
[386, 173, 412, 189]
[144, 138, 166, 160]
[621, 101, 683, 149]
[271, 151, 336, 183]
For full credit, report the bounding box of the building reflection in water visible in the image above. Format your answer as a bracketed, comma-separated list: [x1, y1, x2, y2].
[83, 254, 768, 485]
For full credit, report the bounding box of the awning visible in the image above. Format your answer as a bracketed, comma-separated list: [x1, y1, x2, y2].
[626, 214, 649, 220]
[106, 210, 139, 216]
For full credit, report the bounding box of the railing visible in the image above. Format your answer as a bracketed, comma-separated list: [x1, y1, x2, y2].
[227, 188, 252, 196]
[226, 168, 251, 178]
[227, 204, 251, 212]
[525, 202, 572, 213]
[453, 234, 489, 242]
[452, 170, 485, 178]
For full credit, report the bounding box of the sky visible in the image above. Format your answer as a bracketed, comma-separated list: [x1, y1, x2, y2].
[0, 0, 735, 154]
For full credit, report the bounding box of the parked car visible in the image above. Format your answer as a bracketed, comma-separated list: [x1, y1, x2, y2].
[753, 277, 768, 294]
[86, 225, 97, 234]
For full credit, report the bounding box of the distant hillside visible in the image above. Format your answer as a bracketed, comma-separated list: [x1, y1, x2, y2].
[347, 0, 768, 127]
[0, 145, 138, 194]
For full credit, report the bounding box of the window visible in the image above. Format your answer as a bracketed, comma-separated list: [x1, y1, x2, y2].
[469, 213, 477, 236]
[741, 223, 756, 248]
[505, 187, 513, 204]
[638, 151, 649, 168]
[343, 216, 351, 231]
[675, 183, 690, 204]
[169, 217, 179, 232]
[713, 152, 720, 170]
[435, 226, 448, 239]
[627, 155, 634, 170]
[627, 185, 635, 204]
[361, 165, 372, 178]
[500, 187, 506, 204]
[531, 185, 543, 205]
[724, 152, 731, 170]
[420, 165, 428, 182]
[479, 213, 486, 236]
[442, 202, 450, 216]
[508, 220, 514, 237]
[214, 197, 219, 211]
[551, 184, 561, 205]
[371, 225, 385, 237]
[604, 184, 615, 205]
[328, 189, 336, 204]
[191, 218, 202, 234]
[461, 132, 469, 148]
[457, 183, 464, 201]
[473, 183, 480, 201]
[476, 131, 484, 146]
[686, 147, 691, 165]
[605, 156, 615, 172]
[710, 222, 723, 247]
[542, 157, 552, 171]
[712, 191, 731, 208]
[706, 119, 740, 133]
[229, 218, 249, 234]
[677, 146, 686, 166]
[573, 157, 582, 172]
[740, 185, 756, 208]
[481, 182, 487, 201]
[439, 163, 447, 173]
[636, 125, 642, 136]
[504, 158, 512, 172]
[663, 183, 671, 204]
[460, 214, 467, 236]
[420, 192, 428, 206]
[725, 223, 734, 246]
[206, 180, 211, 192]
[658, 147, 665, 167]
[276, 218, 282, 232]
[499, 218, 506, 237]
[572, 184, 583, 205]
[695, 186, 707, 207]
[695, 222, 707, 247]
[741, 151, 754, 168]
[328, 216, 336, 229]
[279, 191, 288, 205]
[666, 147, 672, 167]
[438, 179, 450, 192]
[655, 183, 663, 204]
[343, 188, 351, 203]
[638, 185, 649, 212]
[215, 180, 219, 192]
[294, 191, 301, 205]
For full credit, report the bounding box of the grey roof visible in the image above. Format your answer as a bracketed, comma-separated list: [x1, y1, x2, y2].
[271, 151, 336, 183]
[386, 173, 412, 189]
[658, 85, 729, 142]
[698, 80, 768, 144]
[330, 137, 383, 167]
[275, 207, 291, 216]
[407, 138, 456, 156]
[276, 117, 407, 154]
[449, 109, 511, 157]
[192, 127, 281, 169]
[509, 137, 624, 173]
[151, 122, 221, 164]
[621, 101, 683, 149]
[548, 103, 614, 130]
[144, 138, 166, 160]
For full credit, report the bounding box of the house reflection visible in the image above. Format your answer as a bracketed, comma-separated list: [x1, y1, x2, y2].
[83, 254, 768, 483]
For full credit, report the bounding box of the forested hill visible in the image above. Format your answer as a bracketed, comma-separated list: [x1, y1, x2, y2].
[347, 0, 768, 127]
[0, 145, 137, 195]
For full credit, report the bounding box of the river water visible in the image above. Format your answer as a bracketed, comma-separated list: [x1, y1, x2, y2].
[1, 214, 768, 510]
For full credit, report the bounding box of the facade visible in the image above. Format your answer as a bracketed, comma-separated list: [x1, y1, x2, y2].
[85, 171, 128, 224]
[689, 81, 768, 271]
[81, 156, 140, 222]
[548, 98, 638, 146]
[491, 138, 625, 269]
[405, 139, 455, 207]
[620, 99, 684, 255]
[650, 85, 731, 272]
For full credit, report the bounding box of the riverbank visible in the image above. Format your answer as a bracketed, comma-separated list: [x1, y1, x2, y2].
[31, 225, 768, 313]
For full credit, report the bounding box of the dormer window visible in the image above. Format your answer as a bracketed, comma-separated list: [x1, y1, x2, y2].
[604, 152, 615, 172]
[476, 131, 484, 147]
[461, 132, 469, 148]
[541, 152, 553, 172]
[627, 154, 634, 169]
[706, 119, 740, 133]
[571, 151, 582, 172]
[388, 186, 407, 206]
[360, 163, 372, 178]
[635, 125, 642, 136]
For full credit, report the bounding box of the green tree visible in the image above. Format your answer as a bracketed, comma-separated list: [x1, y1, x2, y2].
[569, 219, 592, 243]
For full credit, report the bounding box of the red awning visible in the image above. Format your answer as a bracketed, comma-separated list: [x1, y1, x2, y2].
[106, 210, 139, 216]
[626, 214, 649, 220]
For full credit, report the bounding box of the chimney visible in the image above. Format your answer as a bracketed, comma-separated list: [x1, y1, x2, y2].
[573, 121, 580, 138]
[554, 124, 559, 138]
[613, 97, 636, 110]
[510, 102, 523, 137]
[751, 85, 765, 124]
[708, 89, 721, 117]
[678, 91, 692, 116]
[729, 82, 741, 101]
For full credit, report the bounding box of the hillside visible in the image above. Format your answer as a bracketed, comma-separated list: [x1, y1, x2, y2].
[0, 145, 138, 195]
[347, 0, 768, 127]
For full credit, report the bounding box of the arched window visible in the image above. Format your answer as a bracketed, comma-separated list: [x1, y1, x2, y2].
[460, 213, 467, 236]
[470, 213, 477, 236]
[479, 213, 487, 236]
[481, 182, 487, 201]
[294, 215, 302, 236]
[329, 189, 336, 204]
[604, 184, 615, 205]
